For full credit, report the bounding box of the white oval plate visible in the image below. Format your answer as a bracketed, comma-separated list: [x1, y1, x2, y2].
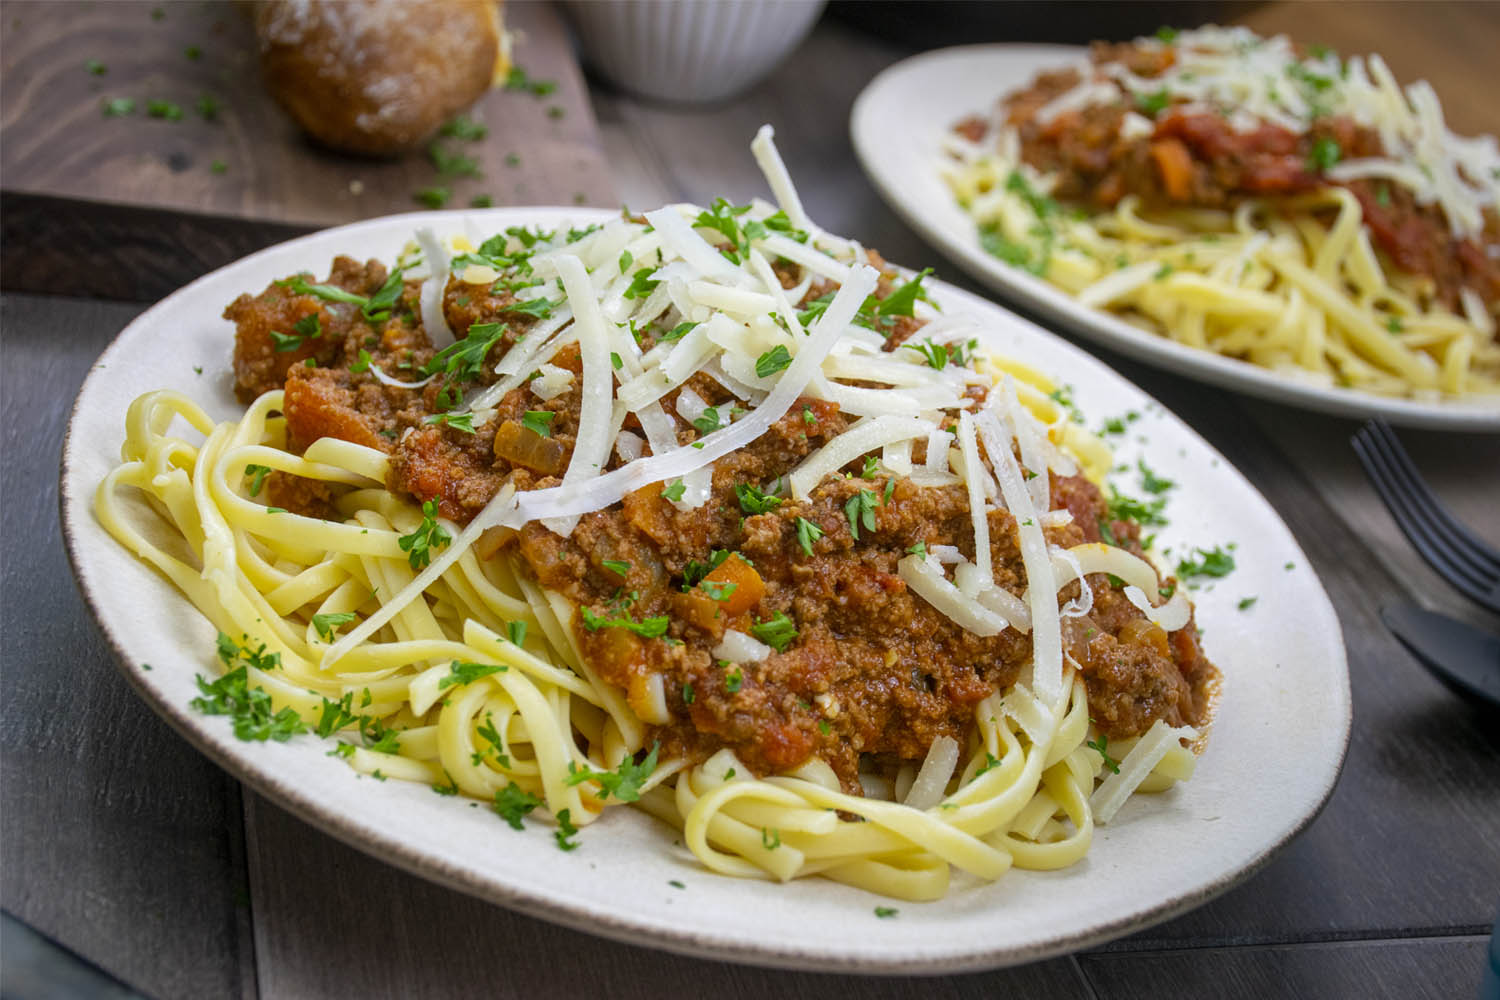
[851, 43, 1500, 432]
[61, 208, 1350, 974]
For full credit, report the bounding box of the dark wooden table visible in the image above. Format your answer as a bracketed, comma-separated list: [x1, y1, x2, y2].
[4, 4, 1499, 998]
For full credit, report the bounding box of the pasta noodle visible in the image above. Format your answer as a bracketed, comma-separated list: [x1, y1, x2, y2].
[96, 128, 1209, 902]
[941, 26, 1500, 402]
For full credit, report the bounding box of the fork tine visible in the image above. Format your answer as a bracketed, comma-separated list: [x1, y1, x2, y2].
[1354, 422, 1500, 614]
[1365, 420, 1500, 577]
[1354, 433, 1493, 594]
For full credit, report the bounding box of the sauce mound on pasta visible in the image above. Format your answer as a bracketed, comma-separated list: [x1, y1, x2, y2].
[227, 244, 1215, 794]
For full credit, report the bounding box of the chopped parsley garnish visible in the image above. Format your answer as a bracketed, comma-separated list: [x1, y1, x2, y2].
[196, 94, 219, 121]
[662, 320, 698, 341]
[554, 808, 580, 851]
[282, 275, 369, 307]
[1138, 459, 1174, 494]
[473, 714, 511, 767]
[1385, 316, 1404, 334]
[500, 296, 558, 320]
[1136, 89, 1171, 116]
[244, 464, 272, 496]
[795, 517, 824, 556]
[750, 612, 798, 652]
[682, 681, 695, 705]
[761, 827, 781, 850]
[907, 541, 928, 559]
[602, 559, 631, 577]
[1308, 136, 1341, 172]
[470, 194, 494, 208]
[521, 410, 556, 438]
[699, 579, 738, 603]
[428, 138, 478, 174]
[86, 59, 107, 75]
[493, 783, 543, 830]
[978, 221, 1048, 275]
[1106, 486, 1168, 527]
[724, 667, 744, 693]
[397, 499, 452, 570]
[877, 267, 934, 317]
[439, 661, 508, 690]
[192, 634, 304, 742]
[903, 339, 954, 370]
[565, 743, 660, 802]
[424, 411, 476, 434]
[661, 480, 686, 503]
[844, 489, 880, 540]
[1087, 733, 1121, 774]
[623, 267, 661, 300]
[311, 611, 357, 642]
[1238, 596, 1258, 611]
[682, 549, 732, 588]
[101, 97, 135, 117]
[1155, 25, 1178, 42]
[504, 66, 557, 97]
[754, 344, 793, 379]
[735, 482, 784, 515]
[579, 607, 670, 638]
[874, 906, 899, 918]
[1175, 546, 1237, 580]
[507, 621, 527, 646]
[422, 321, 506, 380]
[692, 407, 722, 435]
[975, 752, 1002, 776]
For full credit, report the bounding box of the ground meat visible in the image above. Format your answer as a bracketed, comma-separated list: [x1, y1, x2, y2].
[983, 41, 1500, 313]
[227, 251, 1219, 793]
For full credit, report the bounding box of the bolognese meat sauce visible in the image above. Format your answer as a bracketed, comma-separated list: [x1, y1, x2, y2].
[227, 250, 1218, 794]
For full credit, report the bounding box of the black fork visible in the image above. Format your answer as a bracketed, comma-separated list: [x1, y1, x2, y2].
[1352, 418, 1500, 616]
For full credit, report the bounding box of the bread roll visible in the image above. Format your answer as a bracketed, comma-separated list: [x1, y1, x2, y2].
[255, 0, 509, 156]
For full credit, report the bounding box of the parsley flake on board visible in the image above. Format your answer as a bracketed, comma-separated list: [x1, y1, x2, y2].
[397, 499, 452, 570]
[565, 743, 660, 802]
[874, 906, 899, 918]
[441, 114, 488, 141]
[1238, 596, 1258, 611]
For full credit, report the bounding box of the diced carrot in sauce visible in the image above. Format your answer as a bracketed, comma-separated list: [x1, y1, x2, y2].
[1149, 138, 1195, 201]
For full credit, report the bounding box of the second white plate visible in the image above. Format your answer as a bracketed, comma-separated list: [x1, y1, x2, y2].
[851, 43, 1500, 431]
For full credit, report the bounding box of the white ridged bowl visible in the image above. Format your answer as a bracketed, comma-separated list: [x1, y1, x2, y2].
[562, 0, 826, 104]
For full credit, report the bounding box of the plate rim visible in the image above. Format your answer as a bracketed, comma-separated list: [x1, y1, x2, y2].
[849, 42, 1500, 432]
[58, 206, 1353, 974]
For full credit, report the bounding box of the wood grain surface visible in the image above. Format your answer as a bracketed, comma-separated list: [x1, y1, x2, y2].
[0, 1, 616, 226]
[3, 2, 1499, 998]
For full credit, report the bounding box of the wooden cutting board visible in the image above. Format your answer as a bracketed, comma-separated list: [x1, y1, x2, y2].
[0, 0, 616, 227]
